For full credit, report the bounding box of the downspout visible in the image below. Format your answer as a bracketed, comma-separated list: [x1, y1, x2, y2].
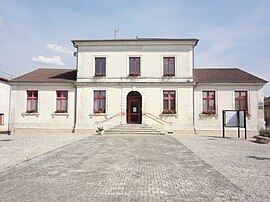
[72, 44, 78, 133]
[192, 46, 196, 135]
[192, 40, 199, 135]
[7, 81, 12, 135]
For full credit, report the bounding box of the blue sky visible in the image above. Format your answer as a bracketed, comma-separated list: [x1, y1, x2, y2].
[0, 0, 270, 95]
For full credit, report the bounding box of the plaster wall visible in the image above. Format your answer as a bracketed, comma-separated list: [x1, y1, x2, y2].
[0, 81, 10, 131]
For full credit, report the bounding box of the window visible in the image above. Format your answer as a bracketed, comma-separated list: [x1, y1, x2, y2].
[26, 90, 38, 113]
[94, 90, 106, 113]
[163, 90, 176, 114]
[56, 91, 68, 113]
[0, 114, 3, 125]
[163, 57, 175, 76]
[235, 91, 248, 110]
[95, 57, 106, 77]
[202, 91, 216, 114]
[129, 57, 140, 76]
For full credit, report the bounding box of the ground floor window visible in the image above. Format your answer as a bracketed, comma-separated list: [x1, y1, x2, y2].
[0, 113, 4, 125]
[94, 90, 106, 113]
[163, 90, 176, 114]
[202, 91, 216, 114]
[56, 90, 68, 113]
[235, 91, 248, 111]
[26, 90, 38, 113]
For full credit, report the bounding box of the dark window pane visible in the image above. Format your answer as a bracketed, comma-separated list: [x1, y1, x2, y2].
[164, 100, 168, 110]
[235, 100, 240, 110]
[203, 100, 208, 111]
[170, 100, 175, 110]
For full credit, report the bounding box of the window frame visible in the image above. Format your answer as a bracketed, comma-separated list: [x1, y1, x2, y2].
[162, 90, 176, 114]
[163, 57, 175, 77]
[94, 56, 106, 77]
[202, 91, 216, 114]
[129, 57, 141, 76]
[93, 90, 106, 114]
[56, 90, 68, 113]
[26, 90, 38, 113]
[235, 91, 248, 111]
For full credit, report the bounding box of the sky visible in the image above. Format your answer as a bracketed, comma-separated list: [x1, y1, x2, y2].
[0, 0, 270, 95]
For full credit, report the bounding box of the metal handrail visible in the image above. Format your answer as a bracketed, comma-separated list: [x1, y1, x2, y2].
[95, 112, 125, 125]
[142, 112, 173, 125]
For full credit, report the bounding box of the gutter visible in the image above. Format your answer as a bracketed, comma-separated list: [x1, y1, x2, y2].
[192, 46, 196, 135]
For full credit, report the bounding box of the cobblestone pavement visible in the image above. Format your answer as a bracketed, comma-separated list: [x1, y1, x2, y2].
[0, 133, 92, 172]
[0, 135, 251, 201]
[174, 135, 270, 202]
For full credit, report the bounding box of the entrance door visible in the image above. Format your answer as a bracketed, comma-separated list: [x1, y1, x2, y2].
[127, 91, 142, 124]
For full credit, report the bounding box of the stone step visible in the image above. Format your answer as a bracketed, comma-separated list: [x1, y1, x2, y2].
[104, 124, 164, 135]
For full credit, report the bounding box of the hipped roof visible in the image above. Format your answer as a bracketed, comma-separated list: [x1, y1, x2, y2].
[10, 68, 267, 84]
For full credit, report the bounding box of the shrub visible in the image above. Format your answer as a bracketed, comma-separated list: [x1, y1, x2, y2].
[259, 129, 270, 137]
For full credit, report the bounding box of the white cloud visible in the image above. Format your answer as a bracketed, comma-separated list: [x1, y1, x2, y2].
[46, 44, 72, 54]
[31, 56, 64, 66]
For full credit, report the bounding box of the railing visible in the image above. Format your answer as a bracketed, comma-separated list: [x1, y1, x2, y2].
[142, 112, 173, 125]
[95, 112, 125, 125]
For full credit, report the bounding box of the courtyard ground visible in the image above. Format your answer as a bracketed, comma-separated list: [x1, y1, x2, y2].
[0, 133, 269, 201]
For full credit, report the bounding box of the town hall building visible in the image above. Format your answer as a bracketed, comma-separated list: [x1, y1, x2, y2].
[8, 38, 267, 136]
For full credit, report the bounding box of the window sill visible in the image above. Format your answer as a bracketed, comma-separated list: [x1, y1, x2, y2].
[89, 113, 108, 119]
[159, 113, 179, 118]
[199, 113, 218, 119]
[21, 113, 39, 117]
[51, 113, 70, 118]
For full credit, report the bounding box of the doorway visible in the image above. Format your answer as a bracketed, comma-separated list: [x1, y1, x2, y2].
[126, 91, 142, 124]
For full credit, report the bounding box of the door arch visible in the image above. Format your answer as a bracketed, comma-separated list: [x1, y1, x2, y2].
[126, 91, 142, 124]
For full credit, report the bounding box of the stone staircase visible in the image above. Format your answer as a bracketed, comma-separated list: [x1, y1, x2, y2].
[105, 124, 165, 135]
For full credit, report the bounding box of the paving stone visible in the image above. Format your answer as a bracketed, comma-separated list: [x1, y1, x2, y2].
[0, 135, 252, 201]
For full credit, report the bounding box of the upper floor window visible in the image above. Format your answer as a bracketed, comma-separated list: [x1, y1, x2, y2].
[56, 90, 68, 113]
[163, 57, 175, 77]
[202, 91, 216, 114]
[26, 90, 38, 113]
[235, 91, 248, 111]
[129, 57, 140, 76]
[95, 57, 106, 77]
[94, 90, 106, 113]
[162, 90, 176, 114]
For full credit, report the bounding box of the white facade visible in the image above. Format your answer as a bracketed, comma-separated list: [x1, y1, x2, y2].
[8, 38, 267, 136]
[74, 39, 197, 134]
[194, 84, 264, 135]
[0, 78, 10, 132]
[10, 83, 75, 133]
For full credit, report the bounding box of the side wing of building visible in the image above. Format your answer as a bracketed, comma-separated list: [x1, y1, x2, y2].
[194, 68, 267, 136]
[0, 77, 10, 132]
[9, 69, 76, 133]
